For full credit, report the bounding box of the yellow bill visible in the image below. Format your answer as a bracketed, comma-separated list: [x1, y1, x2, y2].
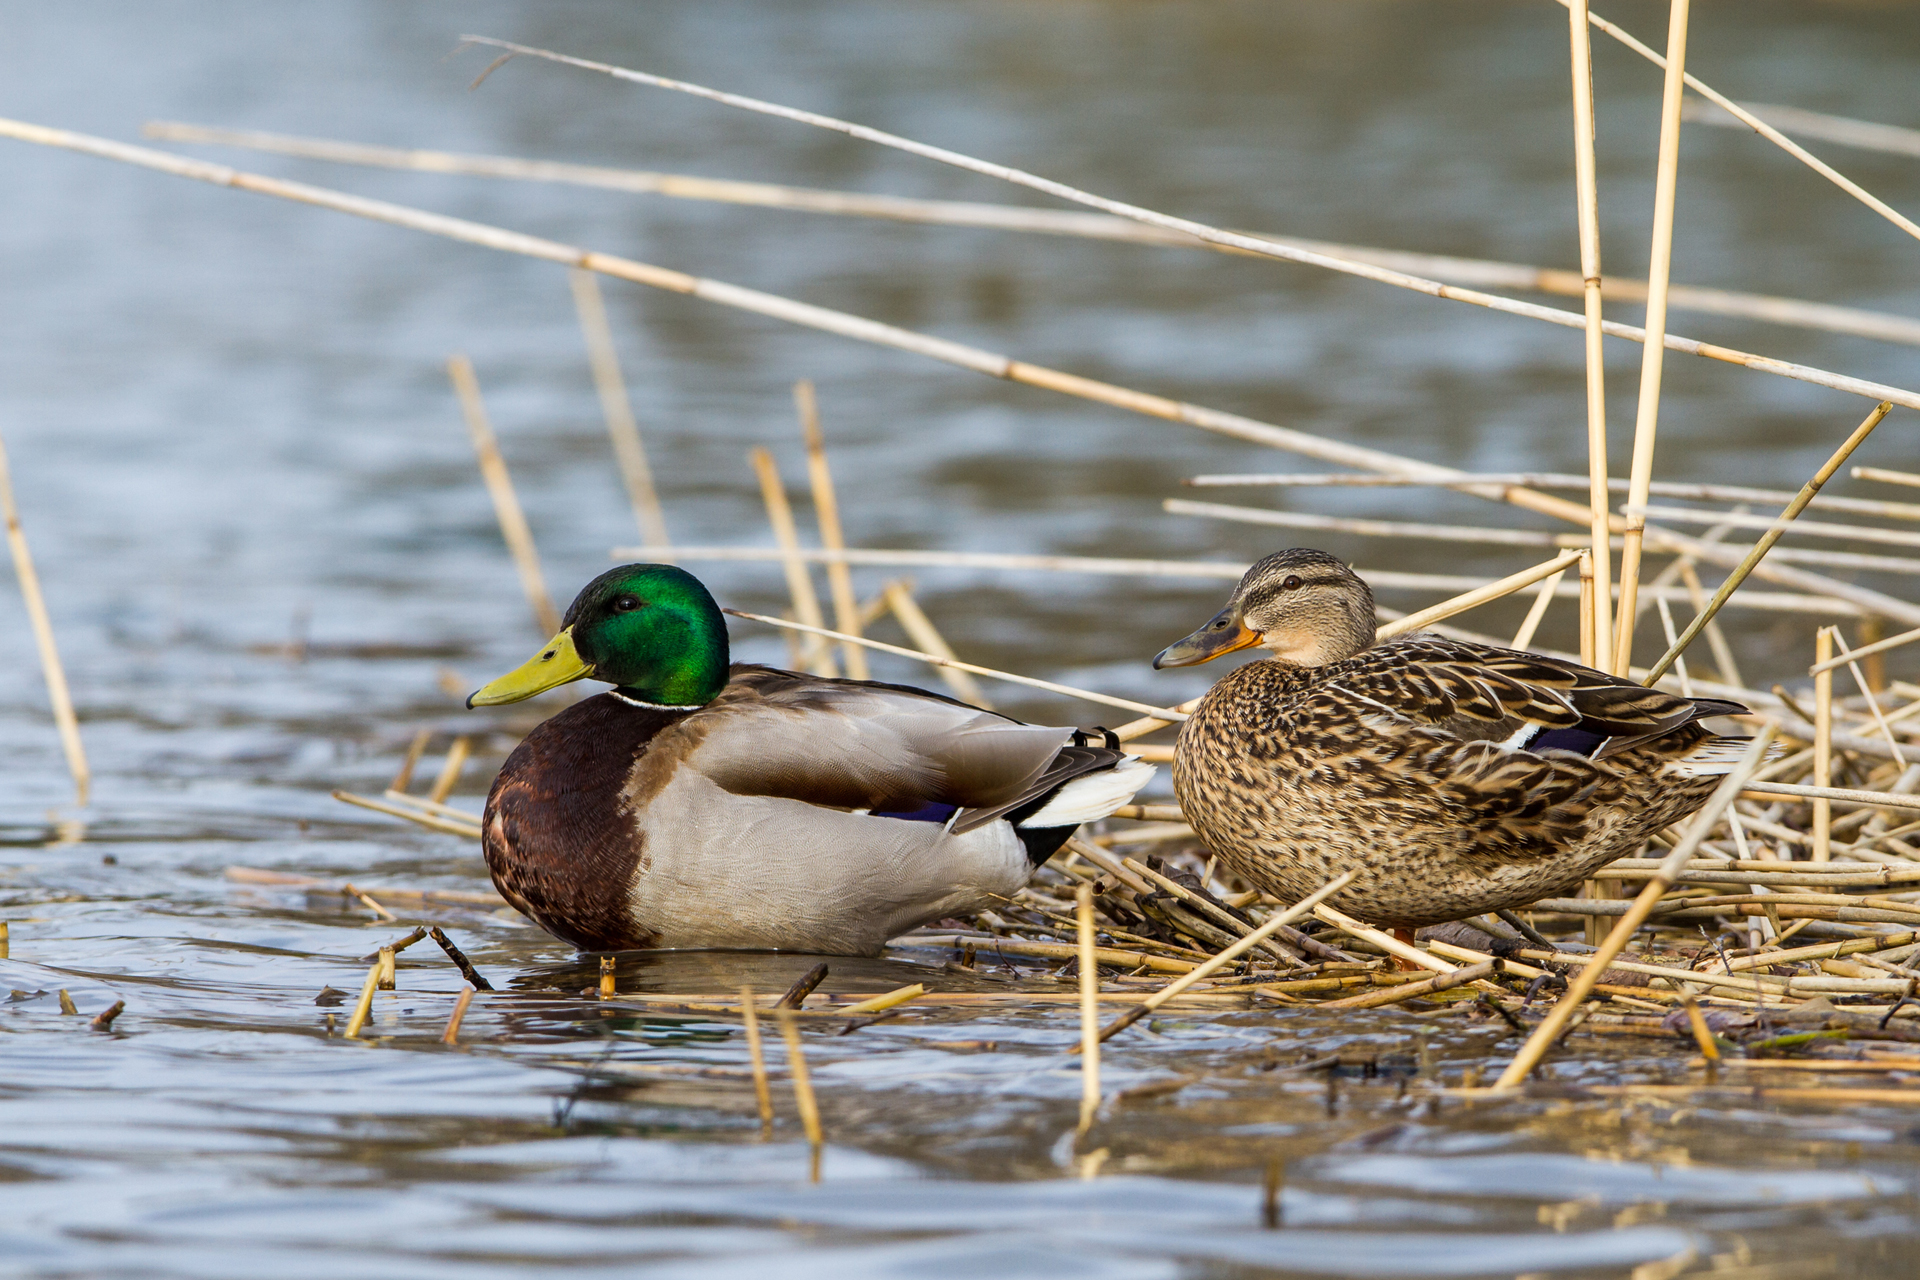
[467, 628, 593, 707]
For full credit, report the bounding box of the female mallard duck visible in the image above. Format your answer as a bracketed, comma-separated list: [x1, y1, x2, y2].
[1153, 548, 1754, 929]
[466, 564, 1154, 956]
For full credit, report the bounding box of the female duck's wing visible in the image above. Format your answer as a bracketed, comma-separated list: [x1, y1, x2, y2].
[680, 665, 1094, 817]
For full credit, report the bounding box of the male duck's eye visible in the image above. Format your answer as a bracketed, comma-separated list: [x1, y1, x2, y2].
[1282, 575, 1303, 591]
[614, 595, 642, 612]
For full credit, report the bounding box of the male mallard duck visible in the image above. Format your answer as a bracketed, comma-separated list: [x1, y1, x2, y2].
[1153, 548, 1754, 929]
[466, 564, 1154, 955]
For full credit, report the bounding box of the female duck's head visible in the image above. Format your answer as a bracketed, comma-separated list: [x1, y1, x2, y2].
[1153, 548, 1376, 670]
[468, 564, 730, 709]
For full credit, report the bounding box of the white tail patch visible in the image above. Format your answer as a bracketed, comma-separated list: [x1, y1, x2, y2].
[1664, 736, 1785, 778]
[1019, 758, 1157, 828]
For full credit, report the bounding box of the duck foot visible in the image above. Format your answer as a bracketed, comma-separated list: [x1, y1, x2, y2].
[1392, 927, 1421, 972]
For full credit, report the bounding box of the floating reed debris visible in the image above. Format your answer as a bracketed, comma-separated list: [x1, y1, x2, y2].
[1076, 882, 1100, 1137]
[89, 1000, 125, 1032]
[0, 424, 89, 806]
[740, 986, 775, 1139]
[144, 118, 1920, 348]
[775, 1007, 824, 1180]
[58, 989, 77, 1015]
[449, 354, 561, 636]
[441, 987, 475, 1045]
[569, 268, 669, 547]
[598, 955, 617, 998]
[343, 961, 381, 1039]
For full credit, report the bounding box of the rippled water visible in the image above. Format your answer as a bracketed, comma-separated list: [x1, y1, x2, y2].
[5, 2, 1920, 1275]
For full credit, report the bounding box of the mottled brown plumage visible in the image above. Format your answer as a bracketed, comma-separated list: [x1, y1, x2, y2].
[1157, 549, 1752, 928]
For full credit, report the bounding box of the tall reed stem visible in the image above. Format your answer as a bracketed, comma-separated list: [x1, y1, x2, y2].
[1613, 0, 1692, 675]
[0, 426, 88, 806]
[794, 380, 867, 679]
[448, 355, 560, 636]
[569, 269, 669, 547]
[749, 447, 834, 676]
[1567, 0, 1613, 668]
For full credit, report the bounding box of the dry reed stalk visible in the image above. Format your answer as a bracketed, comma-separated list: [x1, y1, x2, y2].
[1123, 858, 1296, 964]
[1676, 561, 1742, 688]
[426, 736, 471, 805]
[447, 41, 1920, 412]
[1566, 0, 1614, 667]
[347, 886, 398, 921]
[1857, 466, 1920, 490]
[58, 989, 76, 1015]
[882, 583, 991, 708]
[0, 921, 8, 961]
[775, 1008, 824, 1179]
[145, 119, 1920, 349]
[721, 606, 1184, 720]
[448, 355, 561, 635]
[1076, 883, 1100, 1136]
[1376, 550, 1584, 640]
[904, 931, 1196, 974]
[376, 946, 397, 991]
[1087, 871, 1357, 1045]
[1320, 959, 1501, 1010]
[740, 986, 775, 1139]
[793, 381, 867, 679]
[89, 1000, 125, 1032]
[1683, 98, 1920, 161]
[441, 986, 475, 1045]
[1561, 5, 1920, 244]
[1064, 837, 1156, 895]
[1493, 726, 1775, 1088]
[1186, 472, 1920, 523]
[598, 955, 617, 998]
[344, 961, 381, 1039]
[0, 426, 88, 806]
[1654, 597, 1692, 697]
[838, 984, 924, 1016]
[1313, 904, 1455, 974]
[1643, 401, 1895, 682]
[777, 962, 831, 1009]
[1578, 550, 1597, 667]
[749, 447, 834, 676]
[1636, 503, 1920, 549]
[569, 269, 670, 547]
[1812, 622, 1920, 676]
[1815, 627, 1835, 862]
[623, 542, 1245, 581]
[1612, 0, 1694, 676]
[389, 729, 432, 793]
[428, 927, 494, 990]
[332, 789, 484, 838]
[1831, 631, 1909, 764]
[1510, 566, 1566, 649]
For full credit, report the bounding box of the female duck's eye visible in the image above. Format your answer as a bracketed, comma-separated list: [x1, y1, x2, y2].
[614, 595, 642, 612]
[1282, 575, 1303, 591]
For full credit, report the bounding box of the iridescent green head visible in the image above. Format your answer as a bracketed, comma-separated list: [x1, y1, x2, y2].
[467, 564, 730, 709]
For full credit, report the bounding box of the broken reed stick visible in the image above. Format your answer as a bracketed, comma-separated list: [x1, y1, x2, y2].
[569, 269, 670, 547]
[344, 960, 381, 1039]
[794, 380, 867, 680]
[1678, 991, 1720, 1062]
[749, 447, 834, 676]
[775, 1007, 824, 1179]
[1643, 400, 1894, 683]
[1313, 903, 1456, 974]
[89, 1000, 125, 1032]
[839, 984, 925, 1017]
[1812, 620, 1920, 675]
[1320, 959, 1501, 1010]
[721, 606, 1186, 721]
[1612, 0, 1693, 677]
[390, 729, 432, 793]
[1089, 871, 1357, 1046]
[441, 986, 475, 1045]
[428, 927, 494, 990]
[881, 582, 992, 708]
[1124, 858, 1295, 964]
[599, 955, 617, 998]
[376, 946, 397, 991]
[1562, 3, 1920, 245]
[1374, 550, 1584, 640]
[1510, 566, 1566, 649]
[1832, 631, 1909, 765]
[0, 426, 89, 806]
[1076, 883, 1100, 1135]
[1492, 724, 1775, 1089]
[740, 986, 775, 1139]
[447, 40, 1920, 414]
[1683, 98, 1920, 162]
[143, 119, 1920, 350]
[1566, 0, 1613, 668]
[426, 736, 470, 805]
[1816, 627, 1835, 863]
[448, 355, 561, 636]
[333, 789, 483, 838]
[1633, 503, 1920, 549]
[1858, 466, 1920, 490]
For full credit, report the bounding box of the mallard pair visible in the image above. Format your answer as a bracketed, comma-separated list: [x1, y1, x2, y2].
[466, 564, 1153, 956]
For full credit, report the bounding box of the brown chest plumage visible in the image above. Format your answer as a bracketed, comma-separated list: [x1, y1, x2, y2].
[482, 693, 689, 951]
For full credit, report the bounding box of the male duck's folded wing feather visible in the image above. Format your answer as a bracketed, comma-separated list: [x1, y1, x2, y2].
[686, 665, 1075, 812]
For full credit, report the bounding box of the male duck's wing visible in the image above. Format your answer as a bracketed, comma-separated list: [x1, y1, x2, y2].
[683, 665, 1081, 815]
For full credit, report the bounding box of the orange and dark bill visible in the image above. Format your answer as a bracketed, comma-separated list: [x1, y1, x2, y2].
[1152, 606, 1260, 669]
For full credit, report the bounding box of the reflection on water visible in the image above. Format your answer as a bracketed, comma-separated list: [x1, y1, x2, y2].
[3, 1, 1920, 1275]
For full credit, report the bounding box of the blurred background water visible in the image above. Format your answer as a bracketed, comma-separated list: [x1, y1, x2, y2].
[2, 2, 1919, 1276]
